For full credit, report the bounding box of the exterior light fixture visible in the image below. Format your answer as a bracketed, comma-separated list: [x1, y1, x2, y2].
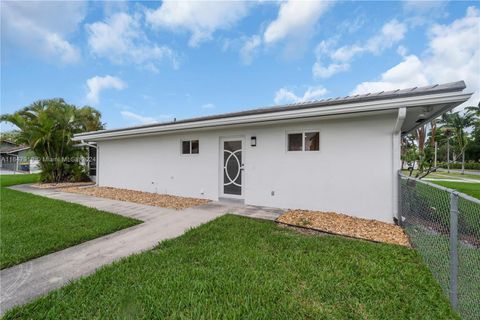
[251, 136, 257, 147]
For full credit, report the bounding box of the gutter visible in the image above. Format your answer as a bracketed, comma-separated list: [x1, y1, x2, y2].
[73, 91, 472, 142]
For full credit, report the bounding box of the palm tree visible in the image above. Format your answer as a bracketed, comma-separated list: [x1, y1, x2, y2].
[439, 111, 475, 174]
[466, 102, 480, 118]
[1, 99, 104, 182]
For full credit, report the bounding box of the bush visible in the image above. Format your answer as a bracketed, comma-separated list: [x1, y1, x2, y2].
[436, 162, 480, 170]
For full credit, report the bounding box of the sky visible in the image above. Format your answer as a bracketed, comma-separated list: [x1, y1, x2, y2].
[1, 0, 479, 131]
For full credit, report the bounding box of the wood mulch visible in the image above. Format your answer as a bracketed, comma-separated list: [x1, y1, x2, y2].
[62, 186, 211, 210]
[33, 182, 95, 189]
[276, 210, 411, 247]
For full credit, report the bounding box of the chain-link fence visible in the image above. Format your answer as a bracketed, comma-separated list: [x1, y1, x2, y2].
[399, 173, 480, 320]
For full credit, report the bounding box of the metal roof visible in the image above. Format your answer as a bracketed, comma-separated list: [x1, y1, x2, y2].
[0, 145, 30, 154]
[75, 80, 467, 137]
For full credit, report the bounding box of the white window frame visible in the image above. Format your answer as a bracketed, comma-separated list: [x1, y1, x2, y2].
[286, 130, 320, 152]
[180, 139, 200, 155]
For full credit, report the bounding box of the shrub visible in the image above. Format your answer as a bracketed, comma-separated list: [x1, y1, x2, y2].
[436, 162, 480, 170]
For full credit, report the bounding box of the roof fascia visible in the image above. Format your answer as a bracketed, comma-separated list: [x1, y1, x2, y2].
[73, 91, 472, 141]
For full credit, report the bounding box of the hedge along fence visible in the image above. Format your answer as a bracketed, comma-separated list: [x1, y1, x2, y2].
[436, 162, 480, 170]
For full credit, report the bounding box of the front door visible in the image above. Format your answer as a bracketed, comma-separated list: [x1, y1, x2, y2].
[222, 139, 243, 197]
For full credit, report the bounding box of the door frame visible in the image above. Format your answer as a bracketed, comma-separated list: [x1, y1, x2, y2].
[219, 136, 245, 199]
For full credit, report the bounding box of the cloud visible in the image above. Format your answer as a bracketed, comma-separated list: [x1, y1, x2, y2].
[146, 1, 250, 47]
[86, 75, 127, 104]
[120, 111, 157, 124]
[264, 1, 334, 45]
[312, 61, 349, 78]
[240, 35, 262, 65]
[231, 1, 334, 64]
[86, 12, 178, 71]
[403, 0, 448, 26]
[352, 55, 428, 94]
[313, 19, 407, 78]
[201, 103, 215, 109]
[352, 6, 480, 98]
[1, 1, 85, 64]
[403, 0, 446, 12]
[403, 0, 447, 16]
[274, 86, 328, 105]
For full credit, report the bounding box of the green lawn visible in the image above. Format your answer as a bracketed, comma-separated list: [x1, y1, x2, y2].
[0, 174, 141, 269]
[4, 215, 458, 319]
[0, 173, 41, 187]
[401, 170, 480, 181]
[430, 171, 480, 181]
[429, 181, 480, 199]
[406, 227, 479, 320]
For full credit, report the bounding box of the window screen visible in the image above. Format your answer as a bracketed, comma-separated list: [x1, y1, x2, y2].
[287, 131, 319, 152]
[288, 133, 303, 151]
[191, 140, 199, 154]
[304, 132, 319, 151]
[182, 140, 200, 154]
[182, 141, 191, 154]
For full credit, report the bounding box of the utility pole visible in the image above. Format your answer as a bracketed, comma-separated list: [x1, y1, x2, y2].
[434, 141, 438, 167]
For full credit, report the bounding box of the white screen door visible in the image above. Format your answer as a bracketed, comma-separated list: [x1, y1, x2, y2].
[222, 139, 243, 196]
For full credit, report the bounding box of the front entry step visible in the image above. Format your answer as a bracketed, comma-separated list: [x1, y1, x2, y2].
[218, 197, 245, 205]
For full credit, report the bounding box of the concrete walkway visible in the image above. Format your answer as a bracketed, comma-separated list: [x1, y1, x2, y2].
[1, 185, 283, 314]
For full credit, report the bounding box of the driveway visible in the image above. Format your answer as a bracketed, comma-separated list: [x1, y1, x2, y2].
[0, 185, 283, 314]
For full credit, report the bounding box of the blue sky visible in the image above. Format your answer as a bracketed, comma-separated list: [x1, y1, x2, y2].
[1, 0, 479, 131]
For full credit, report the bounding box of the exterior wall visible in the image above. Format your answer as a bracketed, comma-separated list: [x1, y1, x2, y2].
[97, 111, 397, 222]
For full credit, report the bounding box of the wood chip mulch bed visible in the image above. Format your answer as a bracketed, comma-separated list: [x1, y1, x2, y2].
[276, 210, 411, 247]
[33, 182, 95, 189]
[62, 186, 211, 210]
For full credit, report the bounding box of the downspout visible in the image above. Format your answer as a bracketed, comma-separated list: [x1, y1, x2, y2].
[392, 108, 406, 224]
[96, 144, 99, 186]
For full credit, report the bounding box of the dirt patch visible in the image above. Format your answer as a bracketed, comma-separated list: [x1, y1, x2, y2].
[62, 186, 210, 210]
[277, 210, 411, 247]
[33, 182, 95, 189]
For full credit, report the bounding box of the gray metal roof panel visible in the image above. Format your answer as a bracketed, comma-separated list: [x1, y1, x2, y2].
[75, 80, 466, 137]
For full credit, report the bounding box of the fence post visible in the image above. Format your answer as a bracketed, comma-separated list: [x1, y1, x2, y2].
[449, 192, 459, 310]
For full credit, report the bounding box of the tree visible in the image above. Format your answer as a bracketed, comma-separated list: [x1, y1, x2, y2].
[401, 134, 417, 174]
[1, 99, 104, 182]
[465, 102, 480, 162]
[0, 131, 21, 144]
[439, 110, 475, 174]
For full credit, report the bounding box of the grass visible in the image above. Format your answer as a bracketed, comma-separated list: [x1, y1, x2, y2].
[433, 171, 480, 181]
[401, 170, 480, 181]
[0, 173, 41, 187]
[406, 227, 480, 320]
[0, 174, 141, 269]
[429, 180, 480, 199]
[401, 169, 480, 199]
[4, 215, 458, 319]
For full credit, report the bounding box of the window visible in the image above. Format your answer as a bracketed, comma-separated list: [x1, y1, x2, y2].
[181, 140, 199, 154]
[287, 133, 303, 151]
[287, 131, 319, 152]
[304, 132, 319, 151]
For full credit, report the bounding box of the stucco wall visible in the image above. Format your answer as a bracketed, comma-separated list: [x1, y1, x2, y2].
[97, 111, 397, 222]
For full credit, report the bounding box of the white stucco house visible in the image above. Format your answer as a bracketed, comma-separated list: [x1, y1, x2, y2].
[73, 81, 472, 223]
